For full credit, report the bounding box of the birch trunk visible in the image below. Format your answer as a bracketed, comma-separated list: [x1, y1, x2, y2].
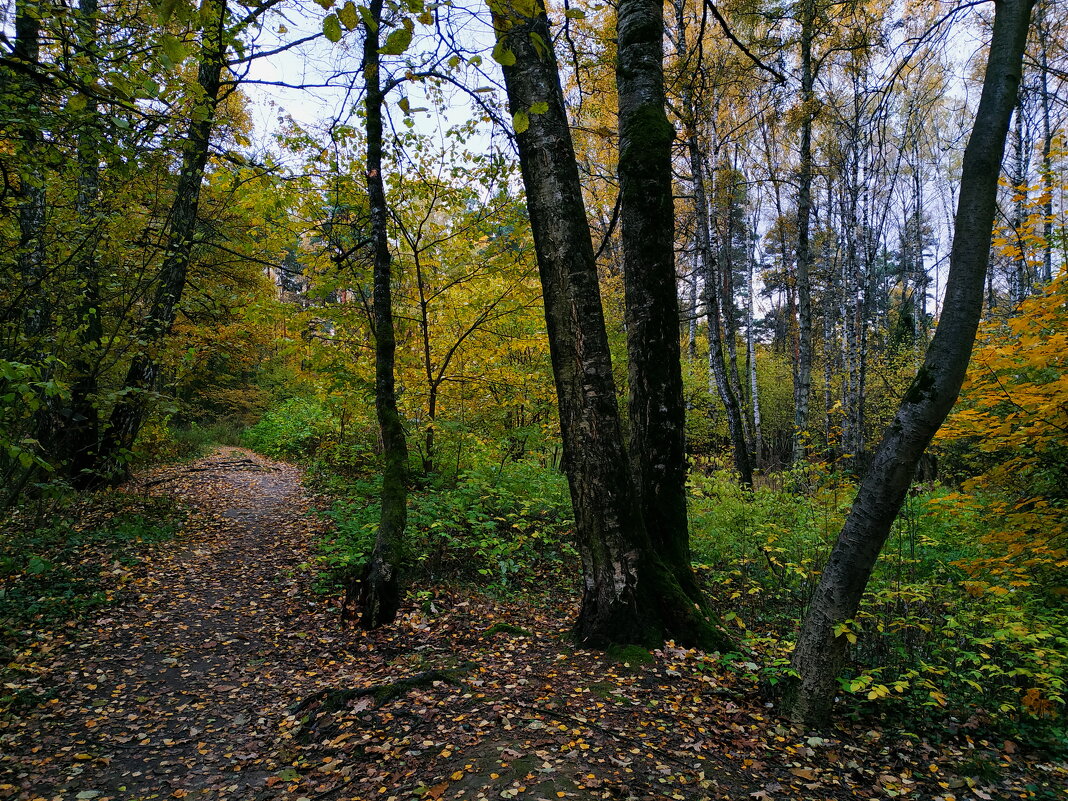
[792, 0, 815, 465]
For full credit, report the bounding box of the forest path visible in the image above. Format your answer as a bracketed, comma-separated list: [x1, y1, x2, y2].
[3, 449, 1062, 801]
[1, 448, 341, 800]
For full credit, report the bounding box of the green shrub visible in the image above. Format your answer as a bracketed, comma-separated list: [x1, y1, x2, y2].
[242, 397, 334, 459]
[688, 466, 1067, 749]
[316, 458, 576, 590]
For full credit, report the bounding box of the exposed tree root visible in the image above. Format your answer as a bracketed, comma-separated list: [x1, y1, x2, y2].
[292, 662, 476, 740]
[142, 459, 278, 487]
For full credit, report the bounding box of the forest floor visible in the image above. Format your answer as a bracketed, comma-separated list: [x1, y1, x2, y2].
[1, 449, 1064, 801]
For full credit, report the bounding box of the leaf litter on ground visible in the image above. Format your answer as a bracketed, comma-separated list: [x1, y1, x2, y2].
[0, 448, 1064, 800]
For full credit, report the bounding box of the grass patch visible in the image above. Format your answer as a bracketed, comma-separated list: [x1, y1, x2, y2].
[484, 622, 533, 639]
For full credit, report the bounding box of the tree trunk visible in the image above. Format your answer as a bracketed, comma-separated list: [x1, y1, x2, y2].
[1036, 1, 1053, 285]
[1010, 97, 1028, 304]
[784, 0, 1036, 726]
[747, 235, 763, 467]
[792, 0, 815, 465]
[674, 0, 752, 486]
[698, 159, 753, 488]
[15, 0, 47, 350]
[64, 0, 104, 488]
[492, 0, 727, 649]
[617, 0, 694, 586]
[360, 0, 409, 630]
[97, 0, 228, 480]
[14, 0, 56, 466]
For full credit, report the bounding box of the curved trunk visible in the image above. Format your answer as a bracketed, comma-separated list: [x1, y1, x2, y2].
[784, 0, 1036, 726]
[359, 0, 409, 629]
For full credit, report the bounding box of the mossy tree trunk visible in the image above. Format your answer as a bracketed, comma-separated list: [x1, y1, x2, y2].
[617, 0, 699, 592]
[784, 0, 1036, 726]
[492, 0, 728, 650]
[359, 0, 409, 630]
[96, 0, 229, 483]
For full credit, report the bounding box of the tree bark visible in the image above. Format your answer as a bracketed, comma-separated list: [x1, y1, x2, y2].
[97, 0, 229, 480]
[64, 0, 104, 488]
[1010, 96, 1028, 304]
[1036, 1, 1053, 285]
[792, 0, 815, 465]
[359, 0, 409, 630]
[493, 0, 727, 649]
[13, 0, 56, 466]
[617, 0, 694, 585]
[784, 0, 1036, 726]
[746, 234, 763, 466]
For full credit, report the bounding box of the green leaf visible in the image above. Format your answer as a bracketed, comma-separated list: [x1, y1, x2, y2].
[160, 34, 187, 66]
[529, 101, 548, 115]
[512, 109, 529, 134]
[358, 4, 378, 32]
[143, 78, 161, 98]
[338, 1, 359, 29]
[528, 31, 548, 59]
[379, 26, 413, 55]
[323, 13, 343, 42]
[314, 0, 336, 8]
[491, 39, 516, 67]
[564, 8, 585, 19]
[67, 93, 88, 112]
[155, 0, 179, 25]
[398, 96, 411, 113]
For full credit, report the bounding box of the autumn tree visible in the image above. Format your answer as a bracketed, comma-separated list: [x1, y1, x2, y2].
[491, 0, 725, 648]
[785, 0, 1037, 725]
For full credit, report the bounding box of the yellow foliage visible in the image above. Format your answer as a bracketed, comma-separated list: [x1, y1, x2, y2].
[939, 272, 1068, 591]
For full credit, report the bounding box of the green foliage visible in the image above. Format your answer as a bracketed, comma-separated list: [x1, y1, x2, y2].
[242, 397, 335, 459]
[689, 466, 1067, 749]
[134, 414, 245, 464]
[315, 455, 575, 591]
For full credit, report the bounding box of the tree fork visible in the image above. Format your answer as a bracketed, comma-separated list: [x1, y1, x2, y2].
[493, 0, 727, 650]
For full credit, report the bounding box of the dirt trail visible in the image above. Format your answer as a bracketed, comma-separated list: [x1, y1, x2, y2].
[3, 449, 1063, 801]
[1, 449, 339, 800]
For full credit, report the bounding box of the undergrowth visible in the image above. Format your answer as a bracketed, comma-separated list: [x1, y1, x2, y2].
[241, 397, 1067, 753]
[689, 465, 1067, 753]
